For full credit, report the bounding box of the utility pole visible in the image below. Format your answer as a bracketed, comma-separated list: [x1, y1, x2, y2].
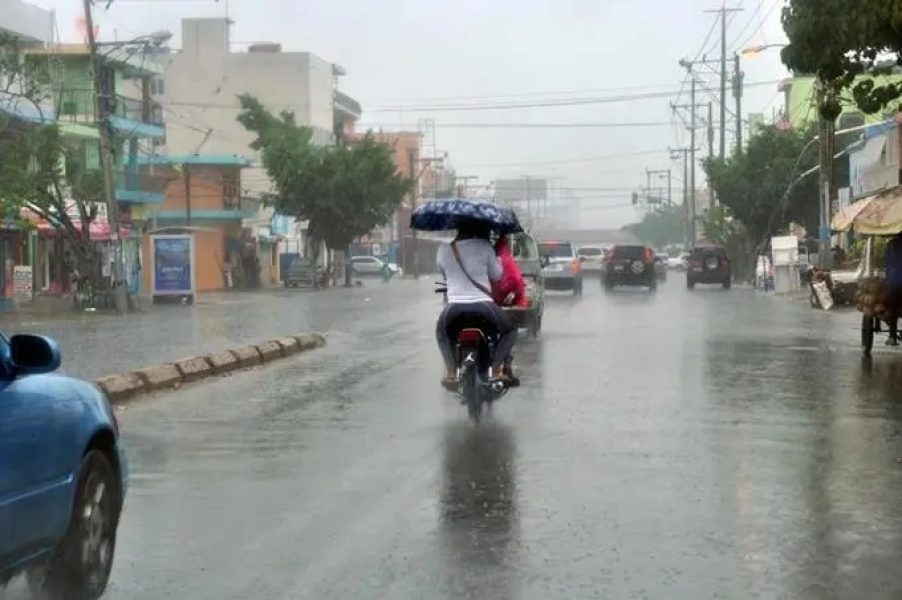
[184, 164, 192, 226]
[83, 0, 128, 314]
[707, 102, 714, 159]
[733, 53, 744, 153]
[689, 77, 697, 244]
[705, 5, 743, 160]
[670, 148, 691, 246]
[408, 149, 419, 279]
[816, 82, 835, 268]
[646, 169, 672, 205]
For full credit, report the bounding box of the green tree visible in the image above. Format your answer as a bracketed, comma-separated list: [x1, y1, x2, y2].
[0, 34, 106, 293]
[781, 0, 902, 119]
[625, 202, 684, 249]
[703, 124, 819, 274]
[237, 95, 410, 276]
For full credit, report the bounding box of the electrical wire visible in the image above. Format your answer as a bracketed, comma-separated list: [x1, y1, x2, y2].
[734, 0, 782, 52]
[457, 148, 667, 168]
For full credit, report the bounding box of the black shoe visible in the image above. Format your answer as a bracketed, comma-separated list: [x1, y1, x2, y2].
[886, 336, 899, 347]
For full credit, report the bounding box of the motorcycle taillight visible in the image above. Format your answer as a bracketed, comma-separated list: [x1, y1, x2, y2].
[458, 329, 484, 343]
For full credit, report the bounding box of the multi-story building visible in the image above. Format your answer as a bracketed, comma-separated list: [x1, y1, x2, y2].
[22, 44, 168, 295]
[777, 70, 902, 131]
[0, 0, 54, 307]
[154, 18, 361, 284]
[137, 154, 258, 292]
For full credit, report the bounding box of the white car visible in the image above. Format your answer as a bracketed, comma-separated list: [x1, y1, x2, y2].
[577, 245, 605, 272]
[667, 254, 689, 271]
[349, 256, 400, 277]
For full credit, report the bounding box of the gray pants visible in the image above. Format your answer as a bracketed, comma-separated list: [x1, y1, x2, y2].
[436, 301, 517, 370]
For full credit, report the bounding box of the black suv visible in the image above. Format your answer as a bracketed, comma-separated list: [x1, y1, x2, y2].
[603, 245, 657, 291]
[686, 245, 731, 289]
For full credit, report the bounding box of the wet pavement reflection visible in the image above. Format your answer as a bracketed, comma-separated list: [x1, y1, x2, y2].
[8, 277, 902, 598]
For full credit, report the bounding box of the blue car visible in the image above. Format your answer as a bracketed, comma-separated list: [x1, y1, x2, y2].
[0, 334, 126, 599]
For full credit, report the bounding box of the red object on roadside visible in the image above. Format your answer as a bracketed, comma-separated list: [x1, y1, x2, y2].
[492, 237, 528, 307]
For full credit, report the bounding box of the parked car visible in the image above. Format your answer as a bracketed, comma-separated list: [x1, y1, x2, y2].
[284, 257, 324, 287]
[538, 240, 583, 296]
[686, 244, 732, 289]
[603, 244, 657, 291]
[667, 253, 689, 271]
[506, 232, 546, 337]
[654, 254, 668, 281]
[0, 333, 126, 599]
[577, 245, 605, 272]
[349, 255, 400, 277]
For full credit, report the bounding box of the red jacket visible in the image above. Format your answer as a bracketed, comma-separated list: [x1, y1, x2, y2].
[492, 237, 528, 307]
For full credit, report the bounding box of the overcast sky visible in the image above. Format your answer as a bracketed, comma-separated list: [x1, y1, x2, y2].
[36, 0, 789, 228]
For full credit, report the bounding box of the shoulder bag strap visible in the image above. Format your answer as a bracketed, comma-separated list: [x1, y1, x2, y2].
[451, 241, 494, 299]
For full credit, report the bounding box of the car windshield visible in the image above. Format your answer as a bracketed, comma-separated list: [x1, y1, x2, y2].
[512, 235, 538, 260]
[578, 247, 602, 256]
[538, 242, 574, 258]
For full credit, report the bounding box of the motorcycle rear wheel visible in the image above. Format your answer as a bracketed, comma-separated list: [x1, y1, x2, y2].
[460, 366, 482, 422]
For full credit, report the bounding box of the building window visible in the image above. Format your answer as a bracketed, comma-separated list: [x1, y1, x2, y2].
[223, 173, 239, 209]
[151, 78, 165, 96]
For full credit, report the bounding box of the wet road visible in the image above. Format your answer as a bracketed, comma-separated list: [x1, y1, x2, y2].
[12, 274, 902, 598]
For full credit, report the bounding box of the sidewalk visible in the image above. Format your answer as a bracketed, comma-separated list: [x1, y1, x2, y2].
[0, 283, 405, 380]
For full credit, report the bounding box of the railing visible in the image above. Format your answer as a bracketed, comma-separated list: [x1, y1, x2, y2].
[56, 88, 96, 123]
[113, 94, 164, 127]
[115, 169, 169, 195]
[55, 88, 163, 127]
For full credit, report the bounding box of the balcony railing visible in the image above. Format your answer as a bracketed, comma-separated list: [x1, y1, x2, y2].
[55, 88, 163, 127]
[115, 169, 169, 202]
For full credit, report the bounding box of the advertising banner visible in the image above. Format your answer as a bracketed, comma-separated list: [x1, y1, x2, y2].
[152, 235, 194, 296]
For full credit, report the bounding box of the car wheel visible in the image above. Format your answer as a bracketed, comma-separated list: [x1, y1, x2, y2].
[28, 450, 120, 600]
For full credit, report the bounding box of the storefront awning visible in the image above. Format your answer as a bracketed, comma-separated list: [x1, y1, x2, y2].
[832, 185, 902, 235]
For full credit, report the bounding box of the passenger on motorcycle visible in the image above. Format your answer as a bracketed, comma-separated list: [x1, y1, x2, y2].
[436, 217, 518, 388]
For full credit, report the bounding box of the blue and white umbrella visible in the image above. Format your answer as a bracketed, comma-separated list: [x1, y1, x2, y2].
[410, 199, 523, 235]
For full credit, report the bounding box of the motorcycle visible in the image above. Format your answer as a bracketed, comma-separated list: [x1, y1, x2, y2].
[436, 283, 510, 421]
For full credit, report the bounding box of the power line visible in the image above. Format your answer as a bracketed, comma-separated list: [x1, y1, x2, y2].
[735, 0, 782, 51]
[376, 81, 690, 105]
[458, 148, 667, 168]
[357, 121, 674, 129]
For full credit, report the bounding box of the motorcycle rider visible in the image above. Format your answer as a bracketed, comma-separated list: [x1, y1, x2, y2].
[436, 217, 517, 388]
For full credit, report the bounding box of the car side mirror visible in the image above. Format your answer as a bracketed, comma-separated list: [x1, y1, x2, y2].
[578, 256, 586, 263]
[9, 334, 60, 375]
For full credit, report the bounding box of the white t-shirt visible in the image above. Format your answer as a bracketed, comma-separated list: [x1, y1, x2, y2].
[437, 239, 503, 304]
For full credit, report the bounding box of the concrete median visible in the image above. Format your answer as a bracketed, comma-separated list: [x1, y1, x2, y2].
[94, 332, 326, 404]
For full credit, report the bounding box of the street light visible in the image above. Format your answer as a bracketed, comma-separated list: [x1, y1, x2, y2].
[740, 43, 787, 56]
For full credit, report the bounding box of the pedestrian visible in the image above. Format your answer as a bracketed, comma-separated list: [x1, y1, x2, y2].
[884, 232, 902, 345]
[492, 234, 528, 308]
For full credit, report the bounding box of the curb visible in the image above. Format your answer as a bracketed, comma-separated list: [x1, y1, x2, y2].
[94, 332, 326, 404]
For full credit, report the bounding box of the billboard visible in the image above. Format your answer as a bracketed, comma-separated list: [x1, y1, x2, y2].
[151, 235, 194, 296]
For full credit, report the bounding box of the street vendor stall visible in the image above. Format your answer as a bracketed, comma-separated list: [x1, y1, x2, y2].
[831, 185, 902, 356]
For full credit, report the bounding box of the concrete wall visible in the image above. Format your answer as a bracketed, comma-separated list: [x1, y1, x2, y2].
[0, 0, 53, 44]
[153, 164, 242, 212]
[142, 228, 230, 293]
[159, 18, 336, 196]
